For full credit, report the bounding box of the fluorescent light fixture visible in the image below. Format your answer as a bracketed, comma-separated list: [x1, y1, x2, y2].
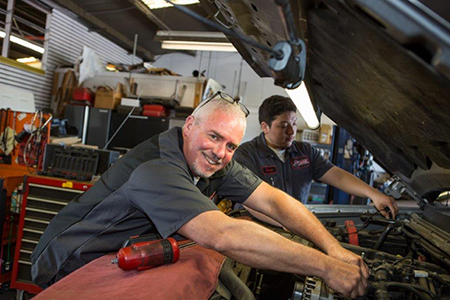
[0, 31, 45, 54]
[161, 40, 237, 52]
[156, 30, 229, 40]
[142, 0, 199, 9]
[285, 84, 320, 129]
[17, 57, 38, 63]
[156, 31, 236, 52]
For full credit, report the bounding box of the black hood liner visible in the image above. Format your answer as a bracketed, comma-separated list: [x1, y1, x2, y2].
[306, 2, 450, 195]
[207, 0, 450, 198]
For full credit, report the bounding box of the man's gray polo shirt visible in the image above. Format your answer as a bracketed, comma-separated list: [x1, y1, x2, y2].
[31, 127, 262, 288]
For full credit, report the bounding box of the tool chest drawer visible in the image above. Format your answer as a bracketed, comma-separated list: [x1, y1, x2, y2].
[11, 176, 92, 294]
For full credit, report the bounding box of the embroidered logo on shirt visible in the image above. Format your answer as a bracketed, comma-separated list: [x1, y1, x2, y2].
[291, 156, 310, 169]
[262, 165, 277, 174]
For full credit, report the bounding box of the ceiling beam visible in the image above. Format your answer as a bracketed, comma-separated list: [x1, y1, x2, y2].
[128, 0, 171, 31]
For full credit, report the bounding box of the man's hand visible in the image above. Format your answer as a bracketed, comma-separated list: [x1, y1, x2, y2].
[327, 245, 369, 280]
[322, 244, 369, 297]
[320, 167, 399, 220]
[370, 191, 398, 219]
[323, 257, 368, 298]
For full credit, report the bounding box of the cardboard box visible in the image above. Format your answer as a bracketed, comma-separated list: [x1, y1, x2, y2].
[94, 83, 124, 110]
[319, 124, 333, 144]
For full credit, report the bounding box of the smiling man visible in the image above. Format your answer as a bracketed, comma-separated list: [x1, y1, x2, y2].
[234, 95, 398, 220]
[32, 92, 369, 298]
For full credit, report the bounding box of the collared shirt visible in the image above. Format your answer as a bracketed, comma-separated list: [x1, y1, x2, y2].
[234, 132, 334, 203]
[31, 127, 262, 288]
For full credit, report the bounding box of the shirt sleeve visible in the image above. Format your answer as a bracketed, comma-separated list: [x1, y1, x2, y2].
[126, 160, 219, 239]
[216, 160, 262, 203]
[234, 144, 261, 176]
[310, 144, 335, 180]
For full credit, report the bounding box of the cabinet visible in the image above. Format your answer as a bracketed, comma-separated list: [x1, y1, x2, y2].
[10, 176, 92, 295]
[107, 113, 169, 150]
[0, 174, 24, 290]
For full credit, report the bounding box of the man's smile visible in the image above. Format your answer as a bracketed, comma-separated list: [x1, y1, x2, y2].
[203, 153, 220, 165]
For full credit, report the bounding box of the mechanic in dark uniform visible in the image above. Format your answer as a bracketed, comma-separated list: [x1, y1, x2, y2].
[234, 95, 398, 221]
[32, 92, 369, 298]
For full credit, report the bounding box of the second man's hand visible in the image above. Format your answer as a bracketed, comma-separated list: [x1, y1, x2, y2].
[370, 191, 398, 219]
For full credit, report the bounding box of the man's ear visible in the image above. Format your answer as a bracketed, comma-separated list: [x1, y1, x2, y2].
[261, 121, 270, 134]
[183, 116, 195, 136]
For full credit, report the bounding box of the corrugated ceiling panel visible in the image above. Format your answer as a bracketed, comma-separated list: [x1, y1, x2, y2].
[0, 9, 142, 110]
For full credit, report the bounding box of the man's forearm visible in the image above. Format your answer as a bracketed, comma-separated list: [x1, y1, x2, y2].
[319, 167, 399, 219]
[216, 217, 331, 275]
[243, 205, 283, 227]
[180, 211, 329, 277]
[321, 167, 377, 199]
[269, 192, 341, 254]
[245, 183, 341, 254]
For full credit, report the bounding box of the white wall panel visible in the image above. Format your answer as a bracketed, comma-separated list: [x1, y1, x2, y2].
[153, 51, 336, 142]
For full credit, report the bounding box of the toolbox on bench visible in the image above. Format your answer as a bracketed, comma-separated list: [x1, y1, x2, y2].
[142, 105, 169, 118]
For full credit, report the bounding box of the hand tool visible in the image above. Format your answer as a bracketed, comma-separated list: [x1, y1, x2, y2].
[111, 238, 196, 271]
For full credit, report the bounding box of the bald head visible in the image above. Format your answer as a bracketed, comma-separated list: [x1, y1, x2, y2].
[194, 98, 246, 121]
[186, 97, 247, 131]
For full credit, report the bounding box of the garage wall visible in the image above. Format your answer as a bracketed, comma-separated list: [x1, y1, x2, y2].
[153, 51, 335, 142]
[0, 9, 141, 110]
[153, 51, 286, 142]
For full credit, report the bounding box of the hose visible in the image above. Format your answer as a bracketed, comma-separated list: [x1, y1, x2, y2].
[374, 224, 395, 250]
[218, 258, 255, 300]
[386, 282, 437, 300]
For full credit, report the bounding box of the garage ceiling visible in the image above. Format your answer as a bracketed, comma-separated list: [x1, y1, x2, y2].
[39, 0, 215, 60]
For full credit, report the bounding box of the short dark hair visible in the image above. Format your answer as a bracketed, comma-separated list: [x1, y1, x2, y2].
[258, 95, 297, 126]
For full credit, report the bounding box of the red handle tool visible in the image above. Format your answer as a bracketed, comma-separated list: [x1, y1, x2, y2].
[112, 238, 196, 271]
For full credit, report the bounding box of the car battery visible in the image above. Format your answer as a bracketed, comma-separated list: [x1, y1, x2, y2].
[142, 105, 169, 118]
[72, 87, 95, 106]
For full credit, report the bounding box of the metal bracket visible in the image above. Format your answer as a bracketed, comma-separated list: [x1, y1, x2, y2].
[385, 176, 425, 206]
[213, 5, 235, 29]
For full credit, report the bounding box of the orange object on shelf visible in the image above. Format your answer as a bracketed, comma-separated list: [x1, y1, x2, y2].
[0, 110, 52, 174]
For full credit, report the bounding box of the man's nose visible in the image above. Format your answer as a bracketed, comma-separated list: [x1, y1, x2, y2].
[213, 143, 227, 160]
[286, 124, 294, 135]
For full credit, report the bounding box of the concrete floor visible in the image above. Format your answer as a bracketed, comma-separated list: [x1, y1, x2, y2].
[0, 289, 16, 300]
[0, 289, 35, 300]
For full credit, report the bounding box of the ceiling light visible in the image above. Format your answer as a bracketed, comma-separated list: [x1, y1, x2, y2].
[17, 57, 38, 63]
[156, 30, 229, 41]
[161, 40, 237, 52]
[142, 0, 199, 10]
[285, 84, 320, 129]
[0, 31, 45, 54]
[156, 31, 236, 52]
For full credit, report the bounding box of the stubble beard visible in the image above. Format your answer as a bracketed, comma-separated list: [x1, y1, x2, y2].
[191, 157, 216, 178]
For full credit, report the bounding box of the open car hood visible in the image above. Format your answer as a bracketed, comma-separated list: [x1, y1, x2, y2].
[200, 0, 450, 201]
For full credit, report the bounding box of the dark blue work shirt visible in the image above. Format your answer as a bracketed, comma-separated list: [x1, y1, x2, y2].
[234, 132, 334, 203]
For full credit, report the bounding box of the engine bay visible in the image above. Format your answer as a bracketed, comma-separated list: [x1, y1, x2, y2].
[214, 204, 450, 300]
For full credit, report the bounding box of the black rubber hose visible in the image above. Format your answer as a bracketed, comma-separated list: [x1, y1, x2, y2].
[374, 224, 395, 250]
[386, 282, 437, 300]
[401, 227, 421, 240]
[219, 258, 255, 300]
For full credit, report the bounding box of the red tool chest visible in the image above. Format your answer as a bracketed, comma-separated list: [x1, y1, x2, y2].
[10, 175, 92, 295]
